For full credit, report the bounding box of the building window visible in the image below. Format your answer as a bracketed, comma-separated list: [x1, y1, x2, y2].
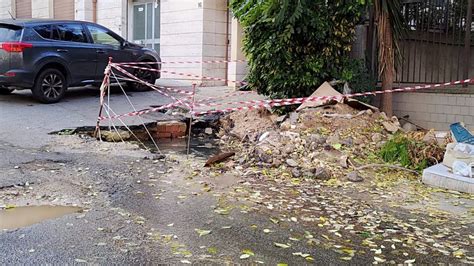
[131, 1, 160, 54]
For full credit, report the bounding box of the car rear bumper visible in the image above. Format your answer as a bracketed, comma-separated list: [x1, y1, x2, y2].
[0, 70, 35, 88]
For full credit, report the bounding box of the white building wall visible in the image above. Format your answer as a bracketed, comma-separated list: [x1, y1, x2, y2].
[32, 0, 53, 18]
[202, 0, 228, 86]
[160, 0, 205, 82]
[96, 0, 126, 36]
[0, 0, 14, 19]
[74, 0, 93, 21]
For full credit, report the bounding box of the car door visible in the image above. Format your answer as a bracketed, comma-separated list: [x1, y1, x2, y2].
[51, 23, 97, 84]
[84, 24, 134, 80]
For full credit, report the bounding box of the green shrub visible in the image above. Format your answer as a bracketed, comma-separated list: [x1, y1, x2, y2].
[380, 134, 412, 168]
[380, 133, 444, 171]
[230, 0, 367, 98]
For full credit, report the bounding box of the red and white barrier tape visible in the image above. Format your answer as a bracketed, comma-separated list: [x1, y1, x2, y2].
[99, 95, 193, 121]
[112, 64, 192, 108]
[115, 59, 247, 65]
[118, 63, 246, 85]
[195, 90, 257, 104]
[191, 79, 473, 116]
[99, 68, 472, 121]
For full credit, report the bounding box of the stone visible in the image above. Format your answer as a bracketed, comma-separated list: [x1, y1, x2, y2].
[423, 131, 437, 143]
[366, 109, 374, 115]
[380, 112, 388, 120]
[326, 133, 340, 145]
[342, 137, 353, 147]
[303, 171, 314, 178]
[391, 116, 399, 123]
[347, 171, 364, 182]
[286, 159, 299, 167]
[101, 130, 131, 142]
[371, 133, 383, 143]
[308, 134, 327, 145]
[339, 155, 349, 168]
[204, 128, 213, 135]
[312, 167, 331, 180]
[272, 158, 282, 167]
[382, 121, 400, 133]
[291, 168, 301, 178]
[402, 122, 417, 132]
[289, 112, 299, 124]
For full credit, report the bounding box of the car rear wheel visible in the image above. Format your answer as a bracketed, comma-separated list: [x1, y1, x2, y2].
[0, 87, 14, 95]
[126, 63, 157, 92]
[32, 69, 67, 104]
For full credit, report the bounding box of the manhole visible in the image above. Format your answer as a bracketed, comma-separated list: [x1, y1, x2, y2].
[0, 205, 83, 230]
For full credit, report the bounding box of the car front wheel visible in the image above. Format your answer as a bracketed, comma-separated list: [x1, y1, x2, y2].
[126, 63, 157, 92]
[32, 69, 67, 104]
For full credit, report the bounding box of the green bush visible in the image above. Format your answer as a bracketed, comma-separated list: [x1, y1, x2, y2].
[380, 133, 444, 171]
[230, 0, 367, 98]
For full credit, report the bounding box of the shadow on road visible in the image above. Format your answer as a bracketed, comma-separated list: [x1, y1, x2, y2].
[0, 86, 141, 105]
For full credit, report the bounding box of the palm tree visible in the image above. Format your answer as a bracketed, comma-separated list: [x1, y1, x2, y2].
[374, 0, 404, 117]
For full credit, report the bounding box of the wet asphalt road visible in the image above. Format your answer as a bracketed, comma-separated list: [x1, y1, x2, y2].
[0, 87, 341, 265]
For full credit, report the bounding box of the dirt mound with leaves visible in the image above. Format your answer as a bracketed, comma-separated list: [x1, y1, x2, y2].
[195, 103, 474, 265]
[218, 103, 445, 181]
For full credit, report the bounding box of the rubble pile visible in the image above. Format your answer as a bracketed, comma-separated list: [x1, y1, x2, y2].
[218, 101, 444, 181]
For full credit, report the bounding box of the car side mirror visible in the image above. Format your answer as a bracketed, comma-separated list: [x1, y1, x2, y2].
[121, 41, 129, 48]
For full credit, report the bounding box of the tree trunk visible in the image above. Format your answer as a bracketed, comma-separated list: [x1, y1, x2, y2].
[375, 0, 395, 117]
[381, 58, 394, 117]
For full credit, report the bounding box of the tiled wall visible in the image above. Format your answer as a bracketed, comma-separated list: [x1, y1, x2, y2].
[96, 0, 125, 36]
[32, 0, 52, 18]
[0, 0, 13, 19]
[393, 92, 474, 130]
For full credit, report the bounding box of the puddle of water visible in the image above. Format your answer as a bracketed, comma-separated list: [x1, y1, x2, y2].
[0, 205, 82, 230]
[150, 137, 220, 158]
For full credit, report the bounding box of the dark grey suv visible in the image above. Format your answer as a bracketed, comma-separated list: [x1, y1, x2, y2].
[0, 19, 160, 103]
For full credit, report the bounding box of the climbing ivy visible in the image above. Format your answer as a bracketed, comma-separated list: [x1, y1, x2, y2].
[230, 0, 367, 98]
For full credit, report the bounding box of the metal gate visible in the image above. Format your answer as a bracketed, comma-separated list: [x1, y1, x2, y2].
[368, 0, 474, 84]
[370, 0, 474, 84]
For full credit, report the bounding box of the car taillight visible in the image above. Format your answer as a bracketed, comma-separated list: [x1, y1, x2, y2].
[0, 42, 33, 53]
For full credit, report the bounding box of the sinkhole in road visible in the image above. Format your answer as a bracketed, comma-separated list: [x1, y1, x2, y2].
[0, 205, 83, 230]
[51, 119, 221, 158]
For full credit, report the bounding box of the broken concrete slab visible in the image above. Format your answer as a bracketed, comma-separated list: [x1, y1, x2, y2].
[296, 82, 343, 111]
[296, 81, 379, 112]
[422, 164, 474, 194]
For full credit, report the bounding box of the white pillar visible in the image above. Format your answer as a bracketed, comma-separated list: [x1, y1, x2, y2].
[0, 0, 14, 19]
[227, 18, 247, 89]
[74, 0, 93, 21]
[32, 0, 53, 18]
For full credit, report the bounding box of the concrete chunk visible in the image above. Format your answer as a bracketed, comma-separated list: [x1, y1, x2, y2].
[422, 164, 474, 194]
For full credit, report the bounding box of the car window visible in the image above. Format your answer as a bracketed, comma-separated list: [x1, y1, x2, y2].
[34, 25, 52, 39]
[55, 24, 88, 43]
[86, 25, 121, 47]
[0, 25, 22, 42]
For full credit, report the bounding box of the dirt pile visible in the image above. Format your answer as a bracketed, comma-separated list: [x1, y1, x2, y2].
[218, 102, 444, 180]
[218, 109, 278, 142]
